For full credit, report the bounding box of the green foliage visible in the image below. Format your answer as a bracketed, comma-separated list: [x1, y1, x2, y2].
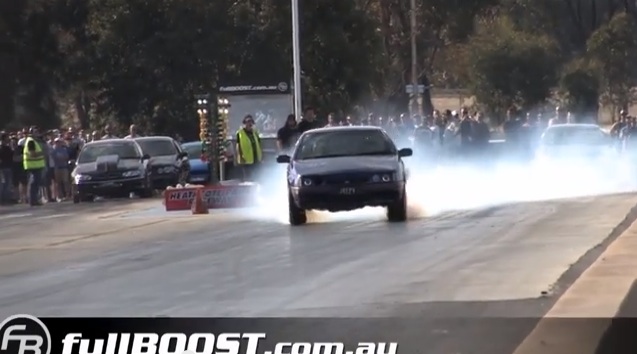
[587, 12, 637, 109]
[464, 17, 559, 118]
[558, 58, 600, 116]
[3, 0, 637, 132]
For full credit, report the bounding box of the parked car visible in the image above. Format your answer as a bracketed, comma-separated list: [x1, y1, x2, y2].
[71, 139, 153, 202]
[181, 141, 210, 184]
[134, 136, 190, 189]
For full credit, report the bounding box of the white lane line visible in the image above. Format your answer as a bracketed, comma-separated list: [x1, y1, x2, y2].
[0, 213, 32, 219]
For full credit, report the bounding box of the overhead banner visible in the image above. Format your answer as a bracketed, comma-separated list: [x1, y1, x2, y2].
[219, 82, 290, 95]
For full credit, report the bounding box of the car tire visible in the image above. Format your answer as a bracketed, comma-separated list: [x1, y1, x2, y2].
[138, 187, 153, 198]
[139, 176, 154, 198]
[387, 187, 407, 222]
[288, 192, 307, 226]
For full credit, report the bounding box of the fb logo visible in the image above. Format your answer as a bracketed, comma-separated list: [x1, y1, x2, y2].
[0, 314, 51, 354]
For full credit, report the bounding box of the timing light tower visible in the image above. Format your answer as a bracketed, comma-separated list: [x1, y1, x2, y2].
[194, 93, 231, 184]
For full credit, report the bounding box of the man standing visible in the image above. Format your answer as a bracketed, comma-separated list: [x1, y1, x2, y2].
[456, 108, 473, 156]
[325, 113, 338, 127]
[235, 115, 263, 181]
[276, 114, 298, 153]
[23, 127, 46, 206]
[101, 124, 117, 139]
[0, 134, 14, 204]
[52, 138, 71, 201]
[297, 107, 321, 134]
[124, 124, 139, 139]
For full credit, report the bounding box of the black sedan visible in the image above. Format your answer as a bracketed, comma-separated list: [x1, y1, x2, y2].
[276, 126, 412, 225]
[134, 136, 190, 189]
[71, 139, 154, 202]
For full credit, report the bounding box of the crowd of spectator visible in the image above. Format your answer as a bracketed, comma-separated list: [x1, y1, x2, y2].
[0, 123, 160, 206]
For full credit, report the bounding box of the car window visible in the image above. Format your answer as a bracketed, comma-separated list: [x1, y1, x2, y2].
[541, 126, 607, 145]
[294, 130, 396, 160]
[136, 139, 177, 156]
[182, 143, 202, 159]
[78, 142, 140, 163]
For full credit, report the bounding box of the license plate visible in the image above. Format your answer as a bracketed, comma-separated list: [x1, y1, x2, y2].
[339, 187, 356, 195]
[100, 182, 120, 187]
[191, 176, 206, 181]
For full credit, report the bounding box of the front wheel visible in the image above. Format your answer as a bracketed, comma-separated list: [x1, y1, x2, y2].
[288, 192, 307, 226]
[387, 187, 407, 222]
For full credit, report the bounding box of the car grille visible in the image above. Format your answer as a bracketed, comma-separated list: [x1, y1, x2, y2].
[310, 173, 372, 185]
[91, 172, 124, 181]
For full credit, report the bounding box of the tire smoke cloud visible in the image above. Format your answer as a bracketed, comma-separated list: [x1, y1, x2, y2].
[242, 150, 637, 224]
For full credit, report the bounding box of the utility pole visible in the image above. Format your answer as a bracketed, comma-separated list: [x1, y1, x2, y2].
[291, 0, 302, 119]
[409, 0, 422, 116]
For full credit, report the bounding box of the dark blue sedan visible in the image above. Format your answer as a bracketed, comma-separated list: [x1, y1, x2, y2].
[181, 141, 210, 184]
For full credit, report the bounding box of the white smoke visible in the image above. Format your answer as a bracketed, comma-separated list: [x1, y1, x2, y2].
[240, 150, 637, 224]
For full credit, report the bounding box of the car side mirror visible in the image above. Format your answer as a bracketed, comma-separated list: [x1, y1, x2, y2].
[276, 155, 291, 163]
[178, 152, 188, 159]
[398, 148, 413, 157]
[142, 154, 151, 160]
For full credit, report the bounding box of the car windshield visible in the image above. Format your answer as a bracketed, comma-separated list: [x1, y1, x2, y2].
[542, 126, 607, 145]
[78, 142, 140, 163]
[294, 130, 396, 160]
[182, 143, 202, 159]
[136, 139, 177, 156]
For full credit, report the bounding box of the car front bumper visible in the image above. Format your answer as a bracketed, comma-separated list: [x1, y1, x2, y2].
[188, 172, 209, 184]
[151, 173, 179, 188]
[75, 177, 146, 196]
[291, 182, 405, 212]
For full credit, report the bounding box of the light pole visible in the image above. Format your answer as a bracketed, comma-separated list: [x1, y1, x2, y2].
[409, 0, 422, 116]
[291, 0, 302, 119]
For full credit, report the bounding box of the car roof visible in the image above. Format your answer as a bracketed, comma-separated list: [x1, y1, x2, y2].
[134, 136, 174, 141]
[303, 125, 384, 135]
[84, 139, 137, 147]
[546, 123, 601, 129]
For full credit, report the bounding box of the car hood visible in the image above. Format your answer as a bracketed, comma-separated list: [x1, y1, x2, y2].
[76, 156, 142, 174]
[149, 155, 176, 166]
[293, 156, 399, 175]
[540, 144, 609, 156]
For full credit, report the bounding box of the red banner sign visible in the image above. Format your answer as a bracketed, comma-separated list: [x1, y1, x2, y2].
[164, 184, 257, 211]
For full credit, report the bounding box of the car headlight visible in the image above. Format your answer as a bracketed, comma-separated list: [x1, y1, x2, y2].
[294, 176, 312, 187]
[73, 174, 91, 183]
[122, 170, 142, 177]
[371, 174, 393, 182]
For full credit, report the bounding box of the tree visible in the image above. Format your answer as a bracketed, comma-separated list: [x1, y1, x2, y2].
[464, 16, 559, 121]
[558, 58, 600, 120]
[587, 12, 637, 110]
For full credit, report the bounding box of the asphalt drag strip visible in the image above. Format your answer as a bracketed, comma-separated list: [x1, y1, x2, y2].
[0, 194, 637, 354]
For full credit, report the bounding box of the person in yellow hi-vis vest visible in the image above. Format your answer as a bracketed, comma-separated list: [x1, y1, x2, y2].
[235, 115, 263, 181]
[23, 126, 46, 206]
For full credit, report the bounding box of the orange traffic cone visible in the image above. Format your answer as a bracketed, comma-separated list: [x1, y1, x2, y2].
[191, 189, 209, 215]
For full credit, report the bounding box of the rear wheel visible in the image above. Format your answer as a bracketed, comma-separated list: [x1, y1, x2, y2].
[387, 187, 407, 222]
[288, 192, 307, 225]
